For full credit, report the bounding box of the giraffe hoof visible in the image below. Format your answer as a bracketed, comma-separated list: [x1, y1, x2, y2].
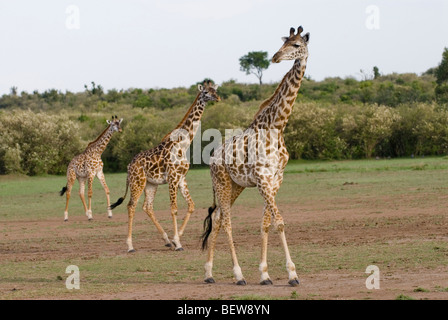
[260, 279, 273, 285]
[165, 243, 172, 248]
[128, 249, 136, 253]
[236, 280, 247, 286]
[64, 219, 68, 222]
[175, 247, 184, 252]
[204, 278, 215, 284]
[288, 279, 300, 287]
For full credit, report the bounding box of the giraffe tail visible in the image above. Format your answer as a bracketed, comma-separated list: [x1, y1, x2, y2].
[59, 185, 68, 196]
[109, 175, 129, 210]
[201, 189, 217, 251]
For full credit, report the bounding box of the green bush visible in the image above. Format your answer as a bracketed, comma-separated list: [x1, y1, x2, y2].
[0, 110, 83, 175]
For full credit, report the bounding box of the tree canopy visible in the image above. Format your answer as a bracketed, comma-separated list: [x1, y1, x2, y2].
[239, 51, 270, 85]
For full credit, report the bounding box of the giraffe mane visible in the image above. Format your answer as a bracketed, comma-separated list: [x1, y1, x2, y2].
[86, 123, 111, 149]
[161, 93, 201, 142]
[252, 70, 290, 120]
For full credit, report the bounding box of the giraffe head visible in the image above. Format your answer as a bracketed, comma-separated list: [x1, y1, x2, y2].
[106, 115, 123, 133]
[272, 26, 310, 63]
[198, 81, 221, 103]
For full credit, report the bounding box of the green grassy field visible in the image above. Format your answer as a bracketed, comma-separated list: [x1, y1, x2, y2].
[1, 157, 447, 300]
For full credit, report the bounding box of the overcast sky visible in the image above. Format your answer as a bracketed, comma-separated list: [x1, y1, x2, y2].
[0, 0, 447, 94]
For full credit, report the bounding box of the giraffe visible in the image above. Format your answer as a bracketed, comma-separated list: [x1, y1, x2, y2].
[110, 82, 221, 252]
[200, 26, 310, 286]
[60, 116, 123, 221]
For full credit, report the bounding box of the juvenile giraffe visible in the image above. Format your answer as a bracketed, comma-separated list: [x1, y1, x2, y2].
[60, 116, 123, 221]
[201, 26, 310, 286]
[110, 83, 221, 252]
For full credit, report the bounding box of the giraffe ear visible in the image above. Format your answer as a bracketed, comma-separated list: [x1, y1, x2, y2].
[106, 120, 112, 124]
[198, 84, 203, 92]
[119, 118, 123, 124]
[281, 37, 289, 43]
[213, 84, 219, 90]
[302, 32, 310, 44]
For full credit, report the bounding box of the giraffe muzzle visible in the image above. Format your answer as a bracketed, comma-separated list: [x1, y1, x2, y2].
[272, 53, 281, 64]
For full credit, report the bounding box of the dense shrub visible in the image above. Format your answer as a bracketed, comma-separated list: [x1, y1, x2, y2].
[0, 110, 83, 175]
[1, 71, 448, 175]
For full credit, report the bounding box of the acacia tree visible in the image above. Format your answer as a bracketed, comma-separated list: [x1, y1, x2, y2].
[239, 51, 270, 85]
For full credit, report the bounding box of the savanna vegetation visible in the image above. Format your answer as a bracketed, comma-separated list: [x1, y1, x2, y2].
[1, 48, 448, 176]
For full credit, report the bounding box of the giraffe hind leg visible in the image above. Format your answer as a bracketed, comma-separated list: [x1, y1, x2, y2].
[178, 177, 194, 237]
[142, 183, 171, 248]
[257, 179, 299, 286]
[63, 171, 76, 222]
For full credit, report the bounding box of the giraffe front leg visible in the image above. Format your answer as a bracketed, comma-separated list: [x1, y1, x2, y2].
[168, 180, 183, 251]
[97, 170, 113, 218]
[259, 206, 273, 285]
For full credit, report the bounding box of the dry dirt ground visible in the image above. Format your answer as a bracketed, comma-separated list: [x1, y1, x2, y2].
[1, 189, 447, 300]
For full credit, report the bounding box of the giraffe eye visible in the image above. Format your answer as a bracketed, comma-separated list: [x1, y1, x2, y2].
[292, 44, 300, 48]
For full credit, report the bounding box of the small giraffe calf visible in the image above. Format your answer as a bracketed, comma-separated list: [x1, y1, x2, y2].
[60, 116, 123, 221]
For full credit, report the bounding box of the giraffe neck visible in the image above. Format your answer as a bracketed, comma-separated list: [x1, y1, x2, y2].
[252, 58, 307, 131]
[85, 125, 114, 156]
[164, 94, 206, 145]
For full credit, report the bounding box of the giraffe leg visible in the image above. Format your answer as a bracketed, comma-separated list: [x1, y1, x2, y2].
[142, 183, 171, 247]
[126, 186, 144, 253]
[259, 173, 283, 285]
[86, 175, 94, 220]
[218, 177, 246, 284]
[63, 170, 76, 221]
[257, 178, 299, 286]
[178, 176, 194, 237]
[97, 170, 113, 218]
[204, 181, 245, 284]
[204, 207, 222, 283]
[78, 178, 89, 219]
[168, 179, 183, 251]
[259, 204, 273, 285]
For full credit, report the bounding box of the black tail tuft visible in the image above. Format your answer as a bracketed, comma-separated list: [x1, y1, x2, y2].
[59, 186, 67, 196]
[201, 205, 217, 251]
[109, 197, 124, 210]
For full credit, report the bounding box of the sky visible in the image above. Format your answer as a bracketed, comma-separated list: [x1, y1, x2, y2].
[0, 0, 447, 94]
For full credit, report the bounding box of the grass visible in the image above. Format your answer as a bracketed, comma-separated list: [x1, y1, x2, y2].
[396, 294, 416, 300]
[1, 157, 448, 299]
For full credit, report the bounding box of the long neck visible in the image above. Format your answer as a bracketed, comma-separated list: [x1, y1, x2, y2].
[163, 94, 206, 143]
[251, 58, 307, 131]
[85, 126, 114, 156]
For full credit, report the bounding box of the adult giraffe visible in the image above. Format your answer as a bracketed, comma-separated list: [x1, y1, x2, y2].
[201, 26, 310, 286]
[110, 82, 221, 252]
[60, 116, 123, 221]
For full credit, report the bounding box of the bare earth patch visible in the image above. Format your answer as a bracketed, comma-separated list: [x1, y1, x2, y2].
[1, 188, 447, 300]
